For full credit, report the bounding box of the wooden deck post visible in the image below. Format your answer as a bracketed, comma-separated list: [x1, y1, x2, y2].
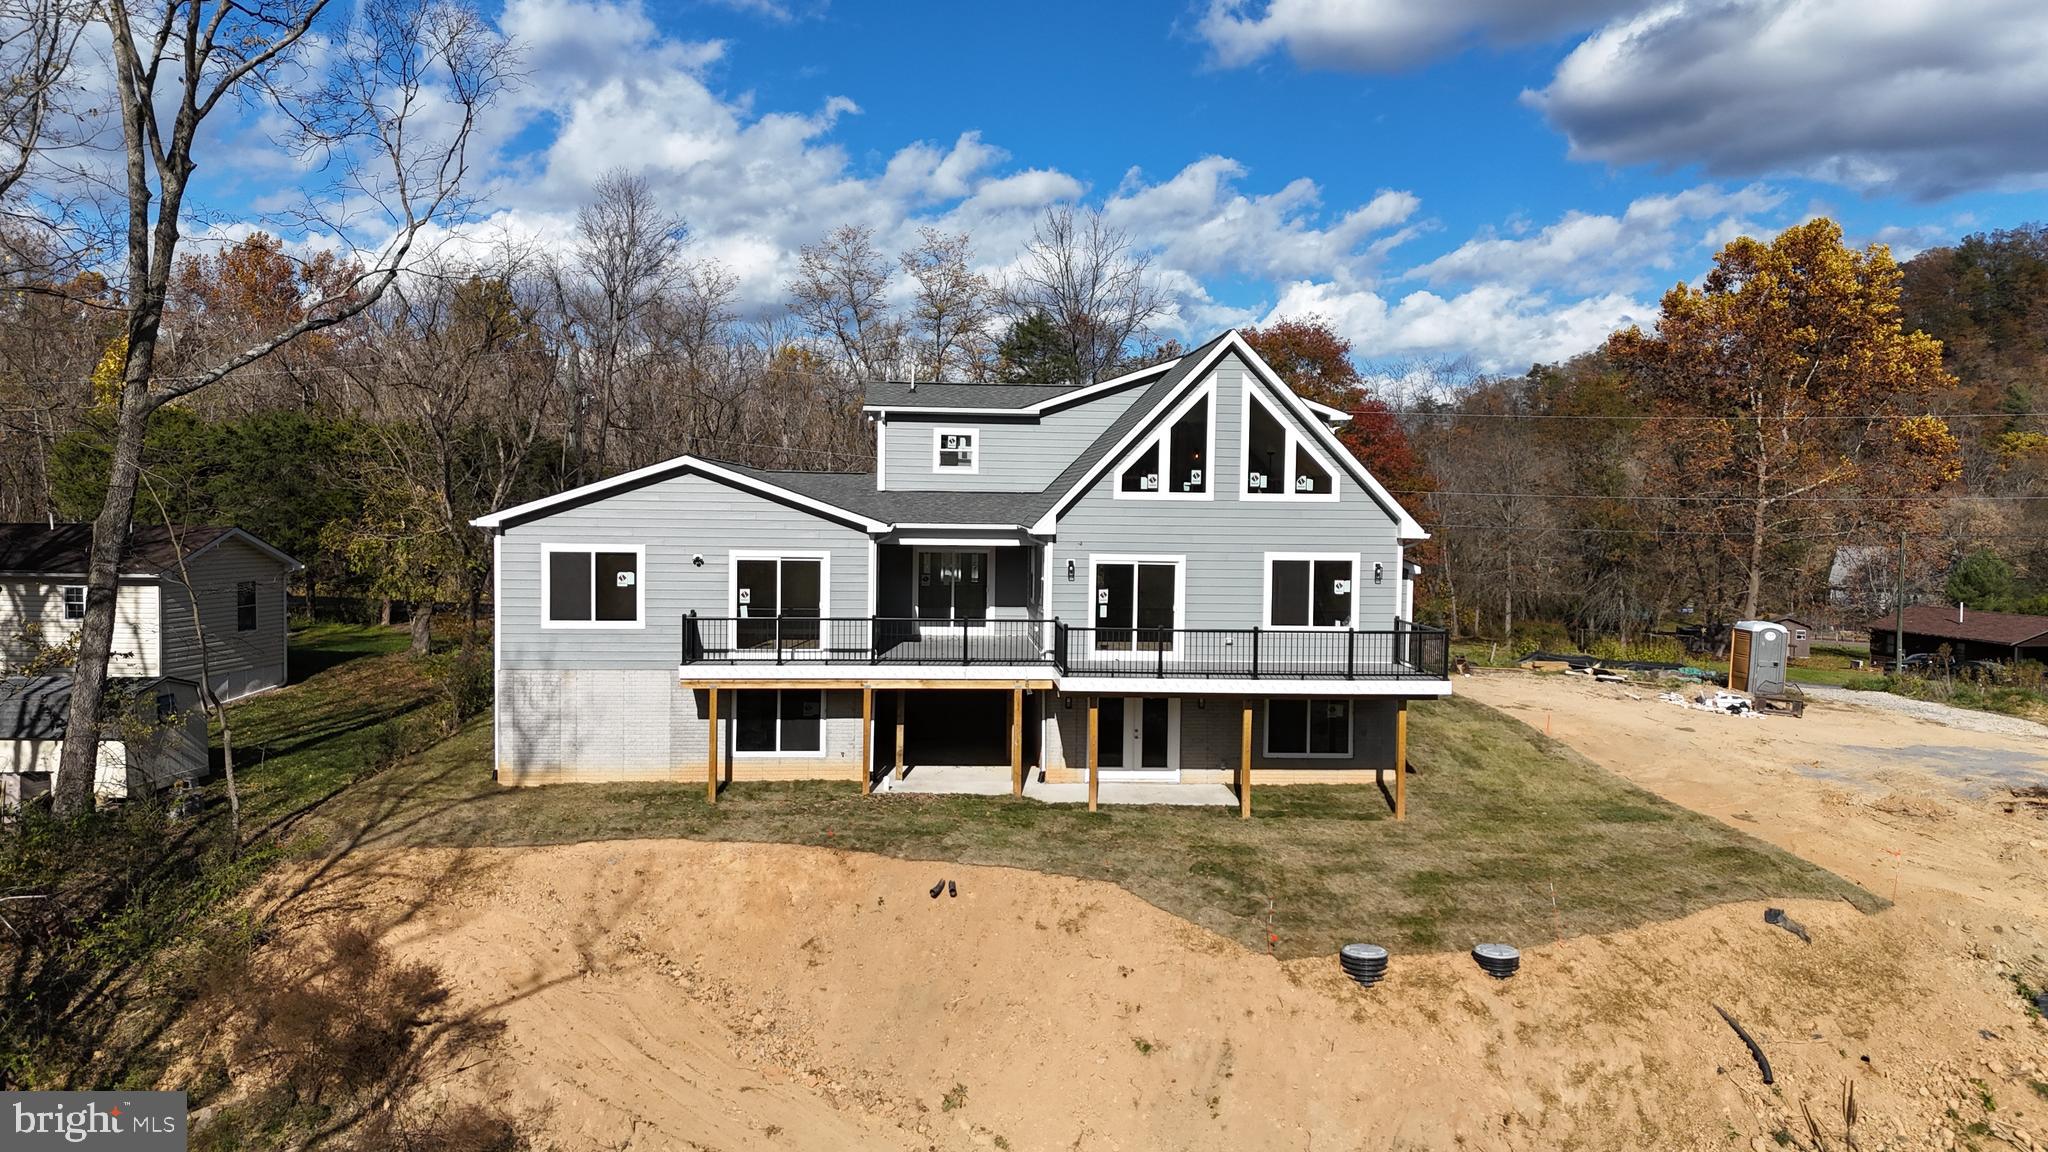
[1010, 686, 1024, 796]
[705, 686, 719, 804]
[860, 686, 874, 795]
[1395, 700, 1408, 821]
[1238, 699, 1252, 820]
[893, 690, 906, 781]
[1086, 695, 1099, 812]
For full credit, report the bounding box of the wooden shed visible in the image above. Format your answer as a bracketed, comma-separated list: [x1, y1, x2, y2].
[1772, 617, 1816, 660]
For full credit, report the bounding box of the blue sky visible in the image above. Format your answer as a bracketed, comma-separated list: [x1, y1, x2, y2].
[198, 0, 2048, 371]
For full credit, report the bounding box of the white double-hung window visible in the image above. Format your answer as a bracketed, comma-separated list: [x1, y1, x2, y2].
[933, 427, 978, 472]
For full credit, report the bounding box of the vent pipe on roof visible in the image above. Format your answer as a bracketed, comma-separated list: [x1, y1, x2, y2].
[1958, 601, 1965, 624]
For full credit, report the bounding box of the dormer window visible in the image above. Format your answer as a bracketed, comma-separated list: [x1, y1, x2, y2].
[1243, 386, 1336, 499]
[933, 427, 978, 472]
[1117, 389, 1212, 499]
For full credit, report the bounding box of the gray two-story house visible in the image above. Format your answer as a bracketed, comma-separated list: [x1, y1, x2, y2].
[473, 331, 1449, 816]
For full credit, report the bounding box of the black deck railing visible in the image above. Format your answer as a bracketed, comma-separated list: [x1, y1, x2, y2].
[680, 614, 1449, 680]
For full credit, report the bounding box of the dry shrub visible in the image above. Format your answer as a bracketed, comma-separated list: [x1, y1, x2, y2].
[342, 1100, 523, 1152]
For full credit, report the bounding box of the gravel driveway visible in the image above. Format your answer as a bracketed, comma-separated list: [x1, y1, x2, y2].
[1799, 683, 2048, 739]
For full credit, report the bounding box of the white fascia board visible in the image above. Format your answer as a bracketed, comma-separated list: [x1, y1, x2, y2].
[471, 455, 888, 532]
[1302, 397, 1352, 425]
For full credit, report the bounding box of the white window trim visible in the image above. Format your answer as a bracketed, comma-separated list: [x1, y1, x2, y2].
[1239, 381, 1341, 503]
[1261, 552, 1361, 630]
[61, 584, 86, 621]
[235, 580, 259, 632]
[540, 543, 648, 631]
[727, 550, 833, 621]
[1113, 380, 1216, 501]
[1263, 697, 1355, 759]
[931, 426, 980, 474]
[731, 688, 827, 757]
[1083, 554, 1187, 662]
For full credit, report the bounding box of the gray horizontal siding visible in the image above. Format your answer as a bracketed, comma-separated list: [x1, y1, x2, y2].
[882, 385, 1146, 493]
[1047, 353, 1404, 633]
[497, 470, 872, 671]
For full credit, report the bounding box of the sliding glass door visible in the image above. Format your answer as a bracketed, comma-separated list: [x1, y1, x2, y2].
[736, 556, 823, 649]
[1091, 560, 1178, 652]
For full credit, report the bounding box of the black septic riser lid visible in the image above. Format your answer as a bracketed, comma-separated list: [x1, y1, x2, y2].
[1339, 943, 1389, 987]
[1472, 943, 1520, 978]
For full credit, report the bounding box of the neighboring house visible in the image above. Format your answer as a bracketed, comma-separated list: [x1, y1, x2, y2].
[1867, 604, 2048, 665]
[1, 674, 209, 806]
[0, 524, 302, 700]
[473, 331, 1450, 815]
[1773, 617, 1815, 660]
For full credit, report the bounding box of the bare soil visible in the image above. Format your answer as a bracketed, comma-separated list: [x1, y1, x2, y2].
[259, 775, 2048, 1152]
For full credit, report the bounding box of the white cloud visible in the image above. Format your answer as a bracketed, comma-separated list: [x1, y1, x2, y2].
[1409, 183, 1784, 291]
[1528, 0, 2048, 199]
[1266, 279, 1655, 370]
[1197, 0, 1633, 70]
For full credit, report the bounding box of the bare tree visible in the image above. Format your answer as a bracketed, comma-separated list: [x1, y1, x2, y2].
[48, 0, 512, 817]
[900, 227, 991, 381]
[1004, 204, 1168, 385]
[566, 167, 689, 482]
[0, 0, 85, 205]
[789, 223, 900, 381]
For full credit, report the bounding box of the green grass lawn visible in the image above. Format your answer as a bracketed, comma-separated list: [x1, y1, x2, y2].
[264, 655, 1878, 959]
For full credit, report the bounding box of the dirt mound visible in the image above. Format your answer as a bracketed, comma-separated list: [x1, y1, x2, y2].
[260, 840, 2048, 1151]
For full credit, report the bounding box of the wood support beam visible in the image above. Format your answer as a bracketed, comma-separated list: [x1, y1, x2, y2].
[705, 687, 719, 805]
[893, 691, 906, 781]
[1010, 686, 1024, 797]
[1238, 699, 1253, 820]
[860, 686, 874, 796]
[1395, 700, 1408, 821]
[1086, 695, 1099, 813]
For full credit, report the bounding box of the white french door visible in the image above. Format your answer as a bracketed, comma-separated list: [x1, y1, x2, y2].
[1096, 696, 1180, 779]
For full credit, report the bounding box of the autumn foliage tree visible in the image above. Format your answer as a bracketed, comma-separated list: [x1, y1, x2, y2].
[1607, 219, 1962, 621]
[1241, 315, 1365, 409]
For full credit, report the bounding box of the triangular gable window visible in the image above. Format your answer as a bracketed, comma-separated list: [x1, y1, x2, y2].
[1242, 385, 1336, 499]
[1116, 388, 1212, 499]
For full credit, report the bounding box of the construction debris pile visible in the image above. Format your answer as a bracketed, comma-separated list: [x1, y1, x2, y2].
[1659, 688, 1761, 717]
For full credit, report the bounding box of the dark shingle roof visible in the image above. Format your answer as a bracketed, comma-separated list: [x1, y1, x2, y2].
[862, 382, 1083, 410]
[1866, 605, 2048, 647]
[0, 524, 234, 575]
[0, 675, 178, 741]
[716, 465, 1049, 526]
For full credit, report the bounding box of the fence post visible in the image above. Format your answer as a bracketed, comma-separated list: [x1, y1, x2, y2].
[1251, 627, 1261, 679]
[961, 617, 969, 666]
[871, 616, 880, 665]
[775, 615, 784, 665]
[1156, 629, 1166, 678]
[1347, 629, 1356, 679]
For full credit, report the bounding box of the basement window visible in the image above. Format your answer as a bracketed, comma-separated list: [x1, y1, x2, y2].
[735, 689, 824, 755]
[1266, 698, 1352, 758]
